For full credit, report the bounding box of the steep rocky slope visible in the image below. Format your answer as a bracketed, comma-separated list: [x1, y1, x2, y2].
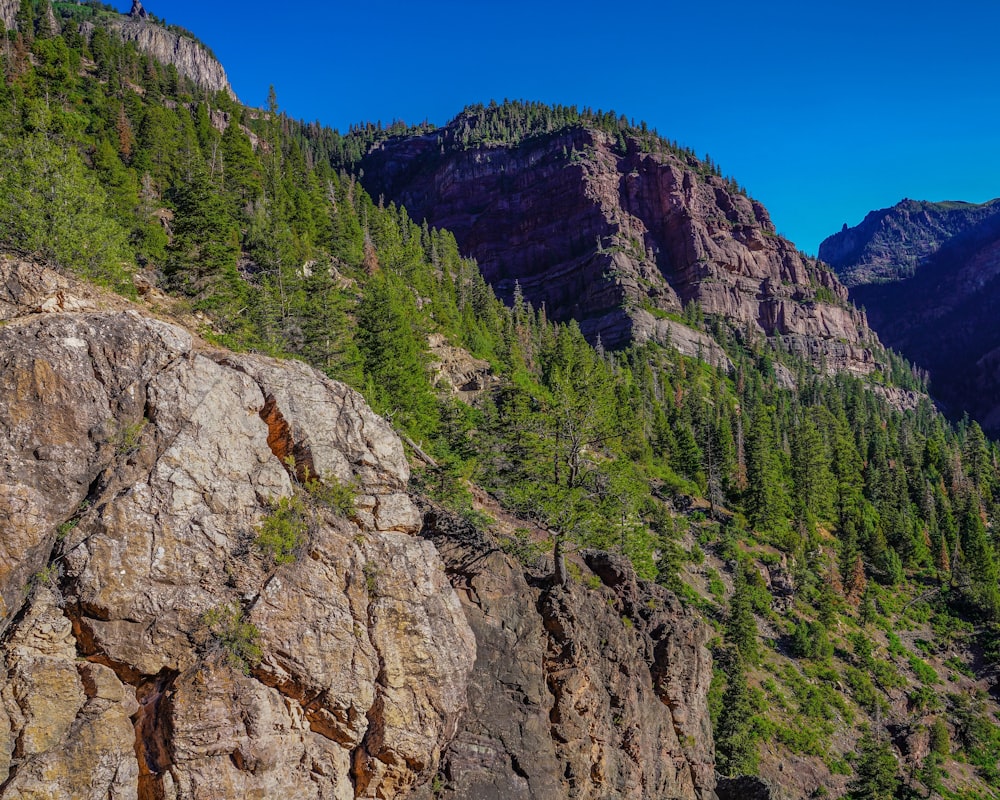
[358, 107, 879, 375]
[0, 256, 472, 799]
[821, 198, 1000, 432]
[0, 0, 16, 30]
[0, 256, 717, 799]
[14, 0, 236, 98]
[411, 510, 715, 800]
[107, 2, 233, 97]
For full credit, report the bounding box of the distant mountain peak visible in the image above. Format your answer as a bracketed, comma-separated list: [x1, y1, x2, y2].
[820, 197, 1000, 287]
[821, 196, 1000, 432]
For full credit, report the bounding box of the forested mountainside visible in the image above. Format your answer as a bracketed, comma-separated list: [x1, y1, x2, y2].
[2, 3, 1000, 799]
[821, 199, 1000, 436]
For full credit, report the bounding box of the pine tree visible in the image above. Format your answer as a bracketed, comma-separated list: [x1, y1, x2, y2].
[715, 658, 759, 777]
[726, 563, 759, 665]
[745, 406, 788, 536]
[355, 272, 438, 440]
[847, 731, 900, 800]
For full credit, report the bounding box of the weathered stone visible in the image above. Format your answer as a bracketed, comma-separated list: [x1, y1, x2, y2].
[428, 332, 497, 399]
[220, 353, 421, 534]
[0, 588, 139, 799]
[0, 0, 16, 30]
[415, 507, 717, 800]
[0, 304, 190, 634]
[0, 257, 476, 799]
[78, 11, 234, 98]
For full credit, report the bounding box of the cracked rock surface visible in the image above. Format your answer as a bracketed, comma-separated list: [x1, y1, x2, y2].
[0, 257, 474, 799]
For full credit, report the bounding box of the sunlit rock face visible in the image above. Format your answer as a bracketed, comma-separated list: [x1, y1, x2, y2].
[0, 256, 474, 799]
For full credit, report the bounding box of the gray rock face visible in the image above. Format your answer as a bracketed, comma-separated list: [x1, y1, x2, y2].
[111, 16, 234, 97]
[415, 508, 718, 800]
[0, 0, 16, 31]
[0, 257, 474, 799]
[0, 257, 723, 798]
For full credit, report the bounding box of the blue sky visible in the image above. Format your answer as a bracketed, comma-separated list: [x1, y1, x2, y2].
[128, 1, 998, 255]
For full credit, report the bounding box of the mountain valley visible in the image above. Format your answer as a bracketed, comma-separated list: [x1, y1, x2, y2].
[0, 4, 998, 800]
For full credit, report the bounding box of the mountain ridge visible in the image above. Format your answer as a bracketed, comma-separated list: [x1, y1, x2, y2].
[355, 101, 884, 378]
[821, 196, 1000, 433]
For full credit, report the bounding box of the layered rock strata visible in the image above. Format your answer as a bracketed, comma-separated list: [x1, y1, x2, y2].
[360, 117, 878, 374]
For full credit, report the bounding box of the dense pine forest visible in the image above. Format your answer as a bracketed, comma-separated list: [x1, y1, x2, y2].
[4, 3, 1000, 797]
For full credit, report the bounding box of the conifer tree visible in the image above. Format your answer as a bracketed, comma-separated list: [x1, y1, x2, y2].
[715, 657, 759, 777]
[847, 731, 900, 800]
[726, 562, 759, 665]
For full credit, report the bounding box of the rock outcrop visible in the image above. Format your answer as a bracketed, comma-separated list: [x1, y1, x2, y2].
[821, 198, 1000, 432]
[0, 0, 16, 31]
[111, 17, 233, 97]
[71, 3, 234, 98]
[0, 256, 474, 798]
[0, 255, 720, 799]
[359, 108, 879, 375]
[413, 507, 717, 800]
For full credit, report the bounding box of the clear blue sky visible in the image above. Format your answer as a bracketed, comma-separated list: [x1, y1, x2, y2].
[128, 0, 999, 255]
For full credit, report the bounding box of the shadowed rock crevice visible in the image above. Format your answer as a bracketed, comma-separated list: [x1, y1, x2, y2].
[133, 670, 178, 800]
[258, 392, 317, 484]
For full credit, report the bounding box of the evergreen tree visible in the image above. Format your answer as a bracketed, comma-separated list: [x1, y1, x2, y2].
[744, 405, 788, 537]
[846, 731, 900, 800]
[715, 658, 759, 777]
[355, 271, 438, 440]
[726, 562, 759, 665]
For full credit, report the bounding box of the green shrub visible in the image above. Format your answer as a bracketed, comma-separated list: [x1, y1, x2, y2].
[908, 654, 940, 685]
[256, 495, 309, 565]
[202, 603, 263, 674]
[114, 418, 147, 457]
[305, 474, 357, 518]
[844, 667, 884, 715]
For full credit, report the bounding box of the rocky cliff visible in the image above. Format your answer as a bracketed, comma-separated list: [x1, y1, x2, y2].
[0, 255, 718, 799]
[358, 107, 879, 375]
[72, 1, 235, 98]
[0, 0, 16, 31]
[820, 198, 1000, 432]
[412, 510, 716, 800]
[0, 256, 472, 799]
